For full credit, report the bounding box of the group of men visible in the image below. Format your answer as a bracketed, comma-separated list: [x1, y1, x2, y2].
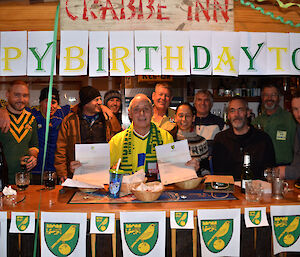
[0, 80, 299, 186]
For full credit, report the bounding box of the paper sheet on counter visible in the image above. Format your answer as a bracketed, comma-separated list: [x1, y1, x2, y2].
[61, 178, 103, 189]
[73, 143, 110, 186]
[155, 140, 198, 185]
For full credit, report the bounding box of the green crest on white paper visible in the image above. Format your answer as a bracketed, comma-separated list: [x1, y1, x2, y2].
[16, 216, 29, 231]
[175, 212, 188, 227]
[249, 210, 261, 225]
[96, 216, 109, 232]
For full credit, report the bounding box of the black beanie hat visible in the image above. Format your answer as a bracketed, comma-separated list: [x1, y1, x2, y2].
[39, 87, 60, 105]
[79, 86, 101, 106]
[104, 90, 122, 106]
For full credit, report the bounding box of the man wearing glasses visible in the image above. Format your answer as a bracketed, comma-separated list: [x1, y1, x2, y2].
[252, 85, 296, 166]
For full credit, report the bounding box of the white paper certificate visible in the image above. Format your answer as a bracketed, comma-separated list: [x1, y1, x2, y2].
[74, 143, 110, 186]
[155, 140, 198, 185]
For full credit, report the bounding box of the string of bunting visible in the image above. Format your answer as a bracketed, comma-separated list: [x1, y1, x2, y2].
[236, 0, 300, 28]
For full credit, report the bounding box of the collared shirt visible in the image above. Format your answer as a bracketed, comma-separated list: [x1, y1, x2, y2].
[151, 107, 176, 131]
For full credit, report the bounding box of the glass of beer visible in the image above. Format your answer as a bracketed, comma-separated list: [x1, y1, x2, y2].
[43, 171, 56, 190]
[15, 171, 30, 190]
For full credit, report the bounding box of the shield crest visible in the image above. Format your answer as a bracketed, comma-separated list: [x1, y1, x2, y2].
[96, 216, 109, 232]
[124, 222, 159, 256]
[44, 223, 80, 257]
[273, 215, 300, 247]
[16, 216, 29, 231]
[201, 219, 233, 253]
[249, 211, 261, 225]
[175, 212, 188, 227]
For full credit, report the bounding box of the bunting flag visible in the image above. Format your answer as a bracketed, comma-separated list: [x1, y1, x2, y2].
[9, 212, 35, 233]
[271, 205, 300, 255]
[170, 210, 194, 229]
[289, 33, 300, 74]
[90, 213, 115, 234]
[244, 207, 269, 228]
[40, 212, 87, 257]
[120, 211, 166, 257]
[0, 212, 7, 257]
[198, 209, 241, 257]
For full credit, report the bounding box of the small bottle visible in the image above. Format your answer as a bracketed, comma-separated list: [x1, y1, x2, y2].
[223, 104, 228, 124]
[241, 152, 254, 193]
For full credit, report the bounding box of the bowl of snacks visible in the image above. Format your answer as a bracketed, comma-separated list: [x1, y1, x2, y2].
[131, 181, 164, 202]
[175, 177, 202, 190]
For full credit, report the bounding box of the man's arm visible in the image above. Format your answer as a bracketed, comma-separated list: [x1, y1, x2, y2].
[101, 105, 114, 120]
[0, 108, 10, 133]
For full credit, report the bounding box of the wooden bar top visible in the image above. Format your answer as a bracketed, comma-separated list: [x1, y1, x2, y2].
[1, 184, 299, 219]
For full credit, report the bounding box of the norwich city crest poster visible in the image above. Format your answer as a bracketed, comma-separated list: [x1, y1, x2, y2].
[9, 212, 35, 233]
[175, 212, 188, 227]
[16, 216, 30, 231]
[90, 213, 115, 234]
[120, 211, 166, 257]
[249, 211, 261, 225]
[244, 207, 269, 228]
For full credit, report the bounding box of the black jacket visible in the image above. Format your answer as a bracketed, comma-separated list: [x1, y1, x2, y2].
[212, 126, 275, 180]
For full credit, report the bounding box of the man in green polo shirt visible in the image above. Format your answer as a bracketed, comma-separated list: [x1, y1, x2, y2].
[0, 80, 39, 184]
[252, 85, 296, 165]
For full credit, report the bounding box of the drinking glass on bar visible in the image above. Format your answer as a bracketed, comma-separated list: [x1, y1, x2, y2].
[43, 171, 57, 190]
[15, 171, 30, 190]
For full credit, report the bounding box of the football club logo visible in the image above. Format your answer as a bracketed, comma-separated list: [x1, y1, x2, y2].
[124, 222, 159, 256]
[273, 216, 300, 247]
[96, 216, 109, 232]
[44, 223, 80, 256]
[249, 211, 261, 225]
[201, 219, 233, 253]
[175, 212, 188, 227]
[16, 216, 30, 231]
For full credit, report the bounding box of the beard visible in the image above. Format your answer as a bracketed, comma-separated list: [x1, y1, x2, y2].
[10, 102, 26, 112]
[231, 117, 247, 130]
[264, 100, 276, 110]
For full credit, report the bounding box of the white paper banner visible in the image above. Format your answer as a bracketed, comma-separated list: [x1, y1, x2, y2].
[170, 210, 194, 229]
[41, 212, 87, 257]
[190, 31, 212, 75]
[270, 205, 300, 255]
[27, 31, 56, 76]
[59, 30, 88, 76]
[120, 211, 166, 257]
[0, 212, 7, 257]
[244, 207, 269, 228]
[90, 213, 115, 234]
[9, 212, 35, 233]
[290, 33, 300, 75]
[198, 208, 241, 257]
[0, 31, 27, 76]
[161, 31, 190, 75]
[110, 31, 134, 76]
[135, 31, 161, 75]
[267, 32, 290, 75]
[239, 32, 267, 75]
[212, 32, 240, 77]
[89, 31, 108, 77]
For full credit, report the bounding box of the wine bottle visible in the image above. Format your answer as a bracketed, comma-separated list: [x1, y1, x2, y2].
[241, 152, 254, 193]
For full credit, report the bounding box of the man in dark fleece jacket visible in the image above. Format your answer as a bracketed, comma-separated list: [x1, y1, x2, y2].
[212, 96, 275, 180]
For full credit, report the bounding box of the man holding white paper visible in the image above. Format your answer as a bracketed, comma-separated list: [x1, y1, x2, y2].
[109, 94, 199, 181]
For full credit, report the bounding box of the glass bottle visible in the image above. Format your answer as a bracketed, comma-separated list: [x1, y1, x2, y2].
[241, 152, 254, 193]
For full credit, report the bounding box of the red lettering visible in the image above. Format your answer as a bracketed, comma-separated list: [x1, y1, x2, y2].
[89, 0, 99, 19]
[157, 4, 169, 20]
[127, 0, 136, 20]
[138, 0, 144, 19]
[120, 0, 125, 19]
[214, 0, 229, 22]
[65, 0, 78, 21]
[83, 0, 88, 20]
[195, 1, 210, 22]
[100, 0, 119, 20]
[146, 0, 155, 19]
[187, 6, 192, 21]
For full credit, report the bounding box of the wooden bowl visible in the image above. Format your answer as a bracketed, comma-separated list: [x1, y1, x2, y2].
[175, 178, 202, 190]
[131, 181, 164, 202]
[78, 188, 98, 193]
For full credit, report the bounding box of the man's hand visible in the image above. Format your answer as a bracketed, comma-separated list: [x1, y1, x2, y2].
[26, 155, 37, 171]
[59, 176, 67, 184]
[0, 108, 10, 133]
[70, 160, 82, 174]
[101, 105, 114, 120]
[185, 158, 200, 171]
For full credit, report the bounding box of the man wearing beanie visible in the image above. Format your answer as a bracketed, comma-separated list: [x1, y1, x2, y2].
[104, 90, 122, 125]
[55, 86, 122, 181]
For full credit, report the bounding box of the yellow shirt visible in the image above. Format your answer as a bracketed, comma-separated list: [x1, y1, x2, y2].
[151, 107, 176, 131]
[109, 126, 174, 174]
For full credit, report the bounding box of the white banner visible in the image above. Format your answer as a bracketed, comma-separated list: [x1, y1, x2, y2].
[59, 30, 88, 76]
[244, 207, 269, 228]
[239, 32, 267, 75]
[120, 211, 166, 257]
[190, 31, 212, 75]
[0, 212, 7, 257]
[41, 212, 87, 257]
[9, 212, 35, 233]
[198, 208, 241, 257]
[170, 210, 194, 229]
[135, 31, 161, 75]
[90, 213, 115, 234]
[270, 205, 300, 255]
[110, 31, 135, 76]
[161, 31, 190, 75]
[267, 32, 291, 75]
[290, 33, 300, 75]
[89, 31, 108, 77]
[212, 32, 240, 77]
[0, 31, 27, 76]
[27, 31, 56, 76]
